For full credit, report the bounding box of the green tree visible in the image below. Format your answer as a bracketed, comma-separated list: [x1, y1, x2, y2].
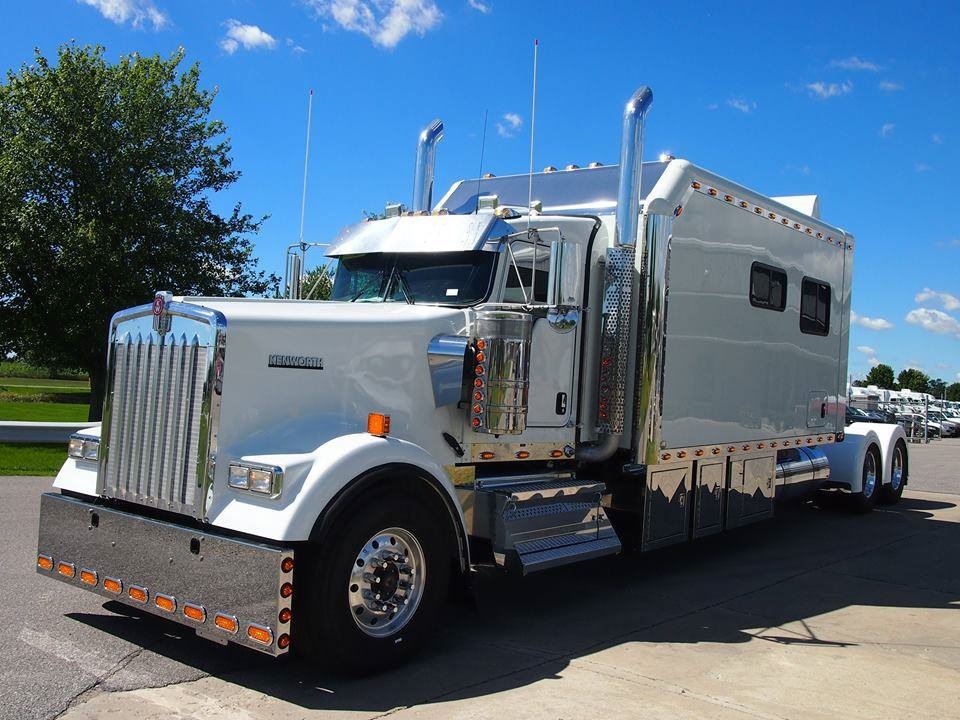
[946, 383, 960, 402]
[0, 44, 277, 420]
[897, 368, 930, 394]
[864, 363, 895, 389]
[928, 378, 947, 399]
[301, 264, 335, 300]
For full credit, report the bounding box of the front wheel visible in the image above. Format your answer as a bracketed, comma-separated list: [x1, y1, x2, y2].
[850, 445, 881, 513]
[880, 440, 907, 505]
[296, 490, 452, 673]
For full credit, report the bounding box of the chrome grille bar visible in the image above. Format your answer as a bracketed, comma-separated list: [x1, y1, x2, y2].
[98, 298, 226, 519]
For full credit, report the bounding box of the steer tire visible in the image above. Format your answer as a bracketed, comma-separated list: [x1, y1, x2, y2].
[879, 439, 908, 505]
[295, 488, 451, 674]
[850, 445, 881, 513]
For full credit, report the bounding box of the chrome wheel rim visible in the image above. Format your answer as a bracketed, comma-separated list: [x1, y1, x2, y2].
[348, 527, 425, 638]
[891, 446, 904, 490]
[863, 451, 877, 497]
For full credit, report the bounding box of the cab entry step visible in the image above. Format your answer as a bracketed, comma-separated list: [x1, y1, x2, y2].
[475, 475, 621, 574]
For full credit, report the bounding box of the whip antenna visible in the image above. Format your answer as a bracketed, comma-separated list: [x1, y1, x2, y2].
[475, 110, 489, 213]
[526, 38, 539, 230]
[298, 89, 314, 251]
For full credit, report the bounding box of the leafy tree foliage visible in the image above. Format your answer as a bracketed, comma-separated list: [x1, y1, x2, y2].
[897, 368, 930, 394]
[928, 378, 947, 399]
[0, 44, 277, 419]
[947, 383, 960, 402]
[864, 363, 895, 389]
[301, 264, 335, 300]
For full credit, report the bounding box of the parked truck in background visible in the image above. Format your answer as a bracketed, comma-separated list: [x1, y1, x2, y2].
[36, 85, 909, 671]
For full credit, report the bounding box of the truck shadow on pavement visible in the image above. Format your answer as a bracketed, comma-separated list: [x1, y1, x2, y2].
[66, 493, 960, 712]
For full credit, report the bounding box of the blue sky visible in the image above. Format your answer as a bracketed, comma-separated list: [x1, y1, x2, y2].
[4, 1, 959, 384]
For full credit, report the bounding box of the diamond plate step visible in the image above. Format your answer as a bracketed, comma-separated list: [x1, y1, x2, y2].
[512, 533, 621, 574]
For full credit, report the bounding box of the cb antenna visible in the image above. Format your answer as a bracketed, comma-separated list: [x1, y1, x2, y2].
[474, 109, 488, 214]
[298, 89, 314, 252]
[526, 38, 539, 231]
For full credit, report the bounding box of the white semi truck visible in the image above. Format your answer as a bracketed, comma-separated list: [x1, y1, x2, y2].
[36, 86, 908, 671]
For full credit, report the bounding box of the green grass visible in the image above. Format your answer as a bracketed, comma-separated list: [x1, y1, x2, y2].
[0, 361, 87, 381]
[0, 400, 90, 421]
[0, 443, 67, 476]
[0, 376, 89, 390]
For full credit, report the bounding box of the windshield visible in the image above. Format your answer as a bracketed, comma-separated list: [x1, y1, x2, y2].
[329, 251, 496, 306]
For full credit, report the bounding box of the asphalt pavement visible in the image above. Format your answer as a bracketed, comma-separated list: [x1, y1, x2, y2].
[3, 440, 959, 720]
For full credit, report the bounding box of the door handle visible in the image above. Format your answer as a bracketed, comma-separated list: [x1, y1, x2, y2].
[821, 403, 827, 418]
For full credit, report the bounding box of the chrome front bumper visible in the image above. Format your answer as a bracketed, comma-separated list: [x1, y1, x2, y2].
[36, 492, 294, 656]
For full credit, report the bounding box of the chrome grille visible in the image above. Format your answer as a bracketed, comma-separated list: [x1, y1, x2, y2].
[98, 298, 225, 519]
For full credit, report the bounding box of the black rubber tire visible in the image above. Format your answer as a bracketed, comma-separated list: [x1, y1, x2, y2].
[850, 445, 881, 513]
[295, 488, 452, 673]
[879, 439, 908, 505]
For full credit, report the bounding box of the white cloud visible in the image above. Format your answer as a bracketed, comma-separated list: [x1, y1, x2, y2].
[286, 38, 306, 54]
[467, 0, 491, 13]
[306, 0, 442, 49]
[727, 97, 756, 114]
[851, 310, 894, 330]
[915, 288, 960, 311]
[879, 122, 895, 138]
[496, 112, 522, 139]
[856, 345, 876, 355]
[806, 81, 852, 99]
[905, 308, 960, 338]
[868, 357, 881, 367]
[78, 0, 168, 29]
[220, 20, 277, 54]
[831, 56, 880, 71]
[879, 80, 903, 91]
[932, 133, 944, 144]
[915, 163, 933, 173]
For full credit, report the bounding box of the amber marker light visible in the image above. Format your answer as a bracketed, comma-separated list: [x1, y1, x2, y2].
[661, 453, 671, 461]
[708, 188, 718, 196]
[474, 377, 483, 389]
[277, 633, 291, 649]
[515, 451, 530, 459]
[695, 449, 704, 457]
[472, 418, 481, 428]
[247, 624, 273, 646]
[103, 578, 122, 594]
[476, 338, 486, 350]
[475, 351, 485, 363]
[214, 613, 238, 634]
[37, 554, 53, 571]
[728, 446, 737, 453]
[128, 585, 148, 603]
[183, 604, 206, 623]
[550, 449, 564, 458]
[80, 569, 98, 587]
[278, 608, 292, 624]
[366, 413, 390, 437]
[691, 181, 701, 189]
[57, 562, 75, 578]
[280, 582, 293, 599]
[479, 451, 495, 460]
[281, 557, 294, 573]
[473, 391, 483, 402]
[677, 451, 687, 459]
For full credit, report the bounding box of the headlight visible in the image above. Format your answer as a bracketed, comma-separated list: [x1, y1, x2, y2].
[68, 434, 100, 462]
[227, 462, 282, 498]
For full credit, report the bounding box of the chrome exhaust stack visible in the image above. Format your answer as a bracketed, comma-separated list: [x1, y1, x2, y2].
[411, 119, 444, 212]
[579, 86, 653, 464]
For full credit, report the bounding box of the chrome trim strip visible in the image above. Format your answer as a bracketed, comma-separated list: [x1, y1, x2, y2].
[427, 334, 469, 407]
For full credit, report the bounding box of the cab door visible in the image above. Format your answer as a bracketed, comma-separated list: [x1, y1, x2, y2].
[500, 234, 582, 428]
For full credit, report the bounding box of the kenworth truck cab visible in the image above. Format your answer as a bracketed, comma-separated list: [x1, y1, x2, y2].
[36, 86, 909, 671]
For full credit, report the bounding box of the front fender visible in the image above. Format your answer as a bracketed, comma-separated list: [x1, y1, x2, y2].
[206, 433, 465, 544]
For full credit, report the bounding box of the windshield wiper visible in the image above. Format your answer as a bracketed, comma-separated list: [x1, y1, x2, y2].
[394, 266, 416, 304]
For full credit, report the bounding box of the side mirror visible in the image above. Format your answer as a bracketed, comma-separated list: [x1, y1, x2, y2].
[547, 239, 582, 333]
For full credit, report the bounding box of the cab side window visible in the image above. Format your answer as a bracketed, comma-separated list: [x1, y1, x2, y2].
[800, 277, 831, 335]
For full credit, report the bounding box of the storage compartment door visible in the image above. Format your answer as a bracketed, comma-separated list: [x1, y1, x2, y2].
[693, 460, 725, 538]
[642, 464, 691, 551]
[726, 456, 775, 528]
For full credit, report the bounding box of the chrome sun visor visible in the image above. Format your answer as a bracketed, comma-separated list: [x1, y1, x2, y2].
[326, 214, 516, 257]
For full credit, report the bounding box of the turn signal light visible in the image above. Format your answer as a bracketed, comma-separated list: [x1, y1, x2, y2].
[475, 339, 486, 350]
[474, 377, 483, 388]
[280, 582, 293, 599]
[155, 594, 176, 613]
[103, 578, 122, 594]
[366, 413, 390, 437]
[281, 557, 294, 573]
[473, 404, 483, 414]
[80, 569, 98, 587]
[247, 624, 273, 645]
[214, 613, 238, 634]
[473, 391, 483, 402]
[183, 603, 206, 623]
[278, 608, 292, 624]
[57, 562, 76, 578]
[472, 418, 481, 428]
[128, 585, 148, 603]
[474, 365, 484, 375]
[37, 555, 53, 571]
[479, 451, 495, 460]
[475, 351, 485, 363]
[277, 633, 291, 649]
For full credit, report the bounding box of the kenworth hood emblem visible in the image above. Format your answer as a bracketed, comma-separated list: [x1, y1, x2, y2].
[152, 291, 173, 334]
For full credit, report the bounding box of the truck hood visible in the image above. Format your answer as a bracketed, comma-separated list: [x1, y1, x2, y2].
[183, 297, 469, 457]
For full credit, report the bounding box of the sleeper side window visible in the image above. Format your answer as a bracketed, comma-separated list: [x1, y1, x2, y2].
[800, 277, 831, 336]
[749, 262, 787, 312]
